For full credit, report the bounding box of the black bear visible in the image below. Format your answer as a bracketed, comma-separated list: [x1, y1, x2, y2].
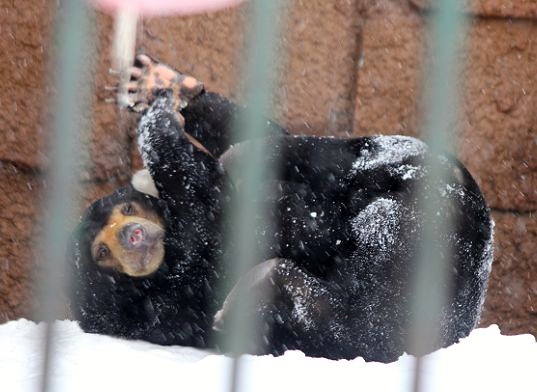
[68, 54, 494, 362]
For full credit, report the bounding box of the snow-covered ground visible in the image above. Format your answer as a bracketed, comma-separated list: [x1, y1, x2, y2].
[1, 319, 535, 392]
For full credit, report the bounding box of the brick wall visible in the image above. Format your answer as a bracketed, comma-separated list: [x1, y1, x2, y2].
[0, 0, 535, 338]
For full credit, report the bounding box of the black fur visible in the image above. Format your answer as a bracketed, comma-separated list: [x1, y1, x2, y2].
[69, 89, 493, 362]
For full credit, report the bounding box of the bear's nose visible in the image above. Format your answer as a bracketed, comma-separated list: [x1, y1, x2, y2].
[120, 223, 146, 248]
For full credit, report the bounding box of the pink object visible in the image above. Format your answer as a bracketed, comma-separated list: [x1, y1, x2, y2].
[89, 0, 244, 16]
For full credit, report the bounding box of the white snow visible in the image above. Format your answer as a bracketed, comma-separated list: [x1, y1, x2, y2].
[351, 198, 401, 250]
[352, 136, 427, 173]
[393, 164, 424, 181]
[1, 319, 535, 392]
[439, 183, 466, 199]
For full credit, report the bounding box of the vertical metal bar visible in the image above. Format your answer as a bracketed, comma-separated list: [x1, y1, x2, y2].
[38, 1, 94, 391]
[407, 2, 468, 392]
[223, 1, 286, 391]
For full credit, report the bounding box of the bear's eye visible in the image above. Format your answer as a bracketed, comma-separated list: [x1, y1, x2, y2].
[121, 203, 136, 216]
[96, 244, 110, 261]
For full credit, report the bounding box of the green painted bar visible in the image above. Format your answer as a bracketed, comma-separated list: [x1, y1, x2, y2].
[221, 1, 286, 391]
[38, 2, 94, 391]
[408, 2, 468, 392]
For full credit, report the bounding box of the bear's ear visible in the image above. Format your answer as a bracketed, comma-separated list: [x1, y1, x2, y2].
[131, 169, 159, 198]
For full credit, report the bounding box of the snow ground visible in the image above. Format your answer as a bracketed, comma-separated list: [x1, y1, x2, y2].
[0, 319, 535, 392]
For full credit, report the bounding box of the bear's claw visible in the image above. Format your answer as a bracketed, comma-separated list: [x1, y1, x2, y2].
[115, 54, 204, 113]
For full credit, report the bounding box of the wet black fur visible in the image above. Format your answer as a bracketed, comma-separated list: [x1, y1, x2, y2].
[69, 88, 493, 362]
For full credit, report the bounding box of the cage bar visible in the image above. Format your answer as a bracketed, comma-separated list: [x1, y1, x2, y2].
[408, 2, 469, 392]
[38, 1, 94, 391]
[220, 1, 286, 391]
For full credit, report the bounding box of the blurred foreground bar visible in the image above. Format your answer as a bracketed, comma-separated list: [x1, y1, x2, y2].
[38, 1, 94, 391]
[222, 1, 286, 392]
[407, 2, 468, 392]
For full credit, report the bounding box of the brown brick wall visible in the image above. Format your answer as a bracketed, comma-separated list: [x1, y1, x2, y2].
[0, 0, 535, 340]
[410, 0, 537, 19]
[0, 0, 52, 169]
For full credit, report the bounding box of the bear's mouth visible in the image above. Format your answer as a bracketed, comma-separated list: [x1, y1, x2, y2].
[119, 224, 165, 277]
[127, 233, 165, 276]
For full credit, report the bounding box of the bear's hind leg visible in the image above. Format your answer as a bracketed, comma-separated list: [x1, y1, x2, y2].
[213, 258, 352, 358]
